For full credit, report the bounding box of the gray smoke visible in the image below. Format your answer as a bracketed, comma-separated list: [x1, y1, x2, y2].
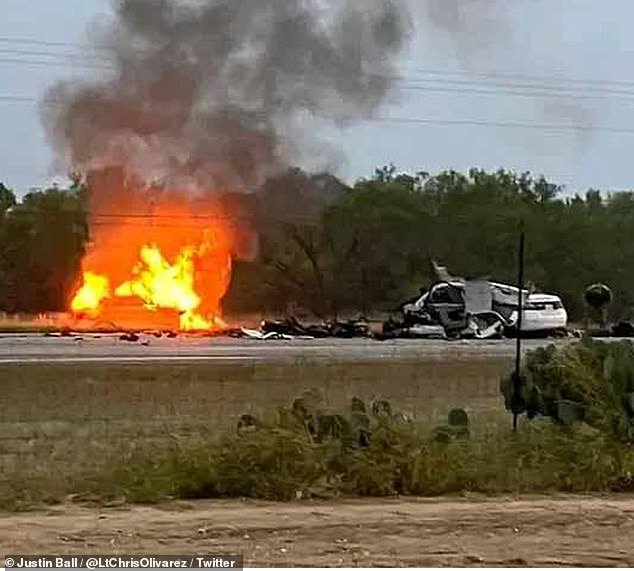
[422, 0, 600, 142]
[43, 0, 412, 192]
[423, 0, 511, 63]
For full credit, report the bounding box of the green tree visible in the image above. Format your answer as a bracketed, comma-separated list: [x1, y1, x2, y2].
[0, 183, 17, 310]
[321, 170, 431, 314]
[1, 183, 87, 312]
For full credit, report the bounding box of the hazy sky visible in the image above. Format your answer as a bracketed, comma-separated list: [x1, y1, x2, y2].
[2, 0, 634, 195]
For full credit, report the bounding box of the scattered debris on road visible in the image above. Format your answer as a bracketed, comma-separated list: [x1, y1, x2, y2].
[119, 332, 140, 343]
[238, 317, 371, 341]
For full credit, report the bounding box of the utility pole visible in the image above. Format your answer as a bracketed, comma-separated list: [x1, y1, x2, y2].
[513, 224, 526, 432]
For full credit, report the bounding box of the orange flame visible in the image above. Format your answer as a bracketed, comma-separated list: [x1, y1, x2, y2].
[71, 272, 111, 314]
[72, 235, 231, 331]
[70, 177, 234, 332]
[114, 244, 214, 330]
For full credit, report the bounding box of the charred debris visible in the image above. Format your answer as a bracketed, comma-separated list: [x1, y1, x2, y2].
[102, 261, 576, 343]
[241, 262, 569, 341]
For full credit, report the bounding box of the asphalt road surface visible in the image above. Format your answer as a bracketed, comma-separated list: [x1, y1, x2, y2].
[0, 333, 570, 364]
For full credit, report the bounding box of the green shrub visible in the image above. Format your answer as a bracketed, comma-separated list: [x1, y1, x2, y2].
[501, 339, 634, 441]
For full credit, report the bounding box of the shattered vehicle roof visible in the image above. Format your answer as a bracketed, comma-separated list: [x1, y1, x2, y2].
[489, 281, 562, 302]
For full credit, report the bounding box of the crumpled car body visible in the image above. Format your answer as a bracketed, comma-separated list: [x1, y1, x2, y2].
[401, 278, 567, 338]
[401, 280, 505, 339]
[489, 282, 568, 333]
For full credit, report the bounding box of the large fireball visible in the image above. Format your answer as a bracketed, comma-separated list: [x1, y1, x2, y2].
[70, 173, 234, 332]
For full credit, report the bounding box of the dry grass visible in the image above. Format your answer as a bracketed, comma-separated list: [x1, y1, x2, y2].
[1, 356, 514, 510]
[2, 409, 633, 510]
[0, 357, 509, 432]
[0, 313, 63, 333]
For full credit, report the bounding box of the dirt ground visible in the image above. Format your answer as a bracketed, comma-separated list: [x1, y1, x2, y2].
[1, 496, 633, 567]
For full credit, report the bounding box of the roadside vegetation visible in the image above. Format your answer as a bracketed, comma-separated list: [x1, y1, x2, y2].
[3, 341, 634, 511]
[2, 401, 632, 511]
[502, 338, 634, 441]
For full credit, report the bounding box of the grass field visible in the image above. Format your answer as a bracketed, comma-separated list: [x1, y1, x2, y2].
[3, 352, 634, 510]
[1, 358, 510, 422]
[0, 357, 511, 508]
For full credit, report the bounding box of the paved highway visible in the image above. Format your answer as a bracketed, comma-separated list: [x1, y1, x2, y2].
[0, 333, 569, 364]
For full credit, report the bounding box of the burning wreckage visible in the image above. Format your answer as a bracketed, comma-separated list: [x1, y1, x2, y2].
[70, 251, 568, 342]
[238, 265, 569, 342]
[43, 1, 564, 344]
[50, 0, 414, 339]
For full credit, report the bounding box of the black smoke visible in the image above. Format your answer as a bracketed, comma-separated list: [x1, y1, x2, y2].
[43, 0, 412, 192]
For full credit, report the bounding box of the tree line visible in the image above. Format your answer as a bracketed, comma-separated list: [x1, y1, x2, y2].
[1, 167, 632, 321]
[0, 178, 87, 313]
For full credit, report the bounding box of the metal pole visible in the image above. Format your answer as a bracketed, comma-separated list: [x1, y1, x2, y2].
[513, 225, 526, 432]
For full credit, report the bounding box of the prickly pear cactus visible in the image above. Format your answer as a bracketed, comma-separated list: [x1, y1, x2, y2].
[500, 339, 634, 441]
[432, 408, 470, 442]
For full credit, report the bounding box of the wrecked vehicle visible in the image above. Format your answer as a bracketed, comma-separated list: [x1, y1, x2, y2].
[488, 282, 568, 335]
[394, 280, 506, 340]
[392, 273, 568, 340]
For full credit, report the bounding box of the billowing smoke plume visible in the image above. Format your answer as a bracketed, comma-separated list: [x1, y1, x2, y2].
[43, 0, 412, 192]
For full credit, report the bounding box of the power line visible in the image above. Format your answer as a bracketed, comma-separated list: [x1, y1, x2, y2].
[0, 57, 112, 70]
[9, 73, 634, 107]
[1, 50, 632, 96]
[403, 67, 634, 89]
[4, 35, 634, 92]
[2, 211, 252, 229]
[5, 40, 634, 135]
[90, 221, 245, 229]
[360, 115, 634, 135]
[401, 76, 634, 96]
[4, 52, 634, 109]
[0, 36, 85, 49]
[90, 212, 252, 222]
[8, 88, 634, 107]
[0, 48, 106, 60]
[0, 95, 37, 103]
[400, 84, 634, 101]
[2, 93, 633, 134]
